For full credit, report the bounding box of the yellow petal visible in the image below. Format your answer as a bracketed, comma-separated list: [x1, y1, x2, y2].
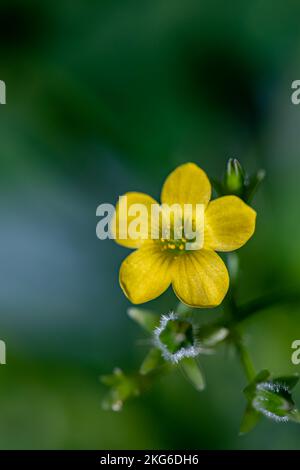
[119, 242, 173, 304]
[161, 163, 211, 207]
[172, 250, 229, 308]
[204, 196, 256, 252]
[111, 192, 158, 248]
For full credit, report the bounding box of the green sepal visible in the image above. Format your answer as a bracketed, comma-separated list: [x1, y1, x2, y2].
[244, 369, 270, 401]
[239, 404, 261, 435]
[195, 324, 229, 348]
[243, 169, 266, 203]
[273, 373, 299, 391]
[127, 307, 159, 333]
[211, 160, 265, 203]
[288, 409, 300, 423]
[211, 177, 225, 197]
[140, 348, 164, 375]
[180, 358, 205, 391]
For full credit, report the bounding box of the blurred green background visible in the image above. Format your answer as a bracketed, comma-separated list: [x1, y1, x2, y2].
[1, 0, 300, 449]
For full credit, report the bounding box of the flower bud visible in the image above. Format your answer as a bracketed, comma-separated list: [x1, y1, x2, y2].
[224, 158, 245, 195]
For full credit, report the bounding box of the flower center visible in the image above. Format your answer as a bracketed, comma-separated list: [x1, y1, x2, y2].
[159, 220, 197, 254]
[160, 236, 190, 252]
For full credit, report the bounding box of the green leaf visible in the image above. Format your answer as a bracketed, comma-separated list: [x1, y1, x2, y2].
[240, 404, 261, 435]
[140, 348, 164, 375]
[180, 358, 205, 391]
[273, 374, 299, 390]
[127, 307, 159, 333]
[288, 409, 300, 423]
[244, 369, 270, 401]
[254, 369, 271, 383]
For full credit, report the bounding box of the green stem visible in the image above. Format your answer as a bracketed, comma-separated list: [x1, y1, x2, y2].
[230, 290, 300, 381]
[223, 291, 256, 381]
[236, 291, 300, 322]
[224, 252, 257, 382]
[234, 334, 256, 382]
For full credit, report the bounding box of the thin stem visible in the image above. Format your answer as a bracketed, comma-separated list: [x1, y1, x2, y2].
[231, 290, 300, 381]
[234, 334, 256, 382]
[224, 250, 257, 382]
[225, 291, 257, 382]
[237, 291, 300, 322]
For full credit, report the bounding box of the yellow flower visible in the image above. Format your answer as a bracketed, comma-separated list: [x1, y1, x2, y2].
[112, 163, 256, 308]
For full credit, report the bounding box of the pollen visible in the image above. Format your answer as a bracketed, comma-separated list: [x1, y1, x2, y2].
[160, 237, 189, 253]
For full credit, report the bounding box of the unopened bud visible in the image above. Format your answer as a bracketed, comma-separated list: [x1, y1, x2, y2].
[224, 158, 245, 195]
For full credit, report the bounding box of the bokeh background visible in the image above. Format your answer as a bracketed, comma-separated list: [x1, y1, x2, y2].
[1, 0, 300, 449]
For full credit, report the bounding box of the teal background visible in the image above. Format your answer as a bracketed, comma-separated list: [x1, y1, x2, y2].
[0, 0, 300, 449]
